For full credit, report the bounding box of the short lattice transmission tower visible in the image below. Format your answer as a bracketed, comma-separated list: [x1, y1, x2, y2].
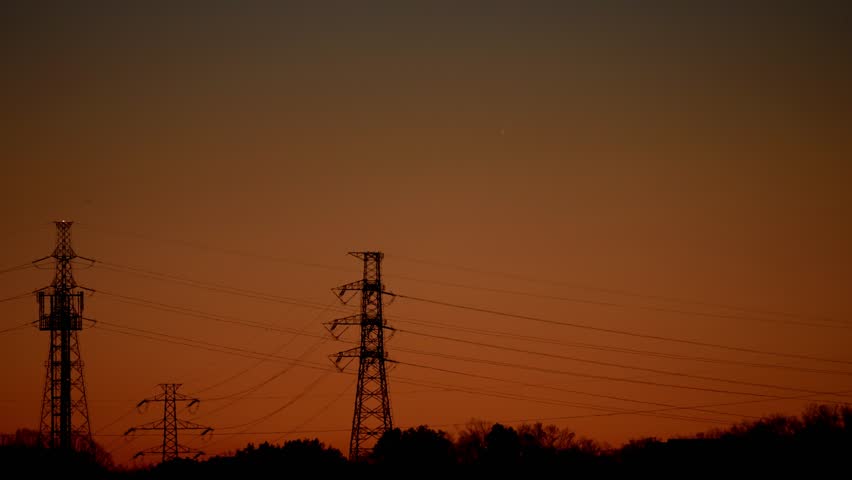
[125, 384, 213, 463]
[34, 220, 94, 450]
[326, 251, 394, 461]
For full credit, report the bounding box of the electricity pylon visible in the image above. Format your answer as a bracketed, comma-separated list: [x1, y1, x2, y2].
[126, 384, 213, 462]
[34, 220, 94, 450]
[325, 251, 394, 461]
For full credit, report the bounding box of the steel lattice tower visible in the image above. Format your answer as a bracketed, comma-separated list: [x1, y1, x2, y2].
[326, 251, 394, 461]
[35, 221, 93, 450]
[126, 384, 212, 462]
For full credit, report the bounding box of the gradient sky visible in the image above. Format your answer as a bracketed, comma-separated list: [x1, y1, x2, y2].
[1, 1, 851, 466]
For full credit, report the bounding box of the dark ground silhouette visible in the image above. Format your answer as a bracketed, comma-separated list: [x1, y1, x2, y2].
[3, 404, 850, 476]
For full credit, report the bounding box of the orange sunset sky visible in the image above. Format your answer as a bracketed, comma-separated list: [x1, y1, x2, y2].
[1, 1, 851, 466]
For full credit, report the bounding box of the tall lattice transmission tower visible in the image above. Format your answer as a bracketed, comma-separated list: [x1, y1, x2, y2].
[326, 251, 394, 461]
[125, 384, 213, 462]
[34, 220, 94, 450]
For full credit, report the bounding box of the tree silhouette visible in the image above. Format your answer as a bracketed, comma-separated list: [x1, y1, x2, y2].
[0, 428, 112, 477]
[202, 438, 346, 475]
[482, 423, 521, 467]
[372, 426, 456, 468]
[455, 419, 491, 464]
[3, 403, 850, 476]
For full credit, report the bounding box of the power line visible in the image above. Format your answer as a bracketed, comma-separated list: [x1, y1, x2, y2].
[90, 321, 337, 373]
[91, 260, 850, 370]
[99, 386, 852, 451]
[390, 315, 852, 377]
[91, 321, 851, 461]
[94, 284, 852, 379]
[191, 374, 739, 450]
[95, 428, 351, 438]
[88, 319, 744, 427]
[192, 299, 339, 395]
[392, 371, 755, 421]
[389, 254, 846, 326]
[183, 372, 333, 454]
[95, 290, 335, 341]
[73, 226, 839, 328]
[94, 289, 850, 399]
[0, 262, 36, 275]
[76, 223, 352, 273]
[95, 314, 732, 430]
[191, 334, 332, 421]
[394, 347, 852, 407]
[103, 430, 140, 456]
[91, 260, 355, 313]
[92, 322, 343, 439]
[399, 356, 787, 399]
[388, 273, 849, 329]
[393, 293, 852, 366]
[91, 277, 852, 382]
[215, 373, 332, 431]
[93, 406, 140, 435]
[0, 291, 34, 303]
[382, 384, 852, 431]
[396, 329, 849, 395]
[489, 390, 852, 425]
[392, 379, 739, 426]
[100, 384, 852, 441]
[0, 320, 33, 335]
[270, 377, 357, 444]
[391, 367, 852, 418]
[203, 338, 328, 404]
[95, 256, 846, 336]
[95, 321, 736, 427]
[390, 376, 739, 425]
[90, 316, 844, 427]
[94, 290, 341, 417]
[88, 303, 852, 440]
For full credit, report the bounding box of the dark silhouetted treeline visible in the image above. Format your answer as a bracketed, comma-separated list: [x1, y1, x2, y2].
[3, 404, 850, 476]
[0, 428, 113, 478]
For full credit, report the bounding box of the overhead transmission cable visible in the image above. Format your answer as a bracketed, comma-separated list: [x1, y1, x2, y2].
[392, 293, 852, 366]
[389, 254, 847, 326]
[387, 273, 849, 329]
[74, 223, 841, 327]
[94, 288, 852, 396]
[89, 271, 852, 377]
